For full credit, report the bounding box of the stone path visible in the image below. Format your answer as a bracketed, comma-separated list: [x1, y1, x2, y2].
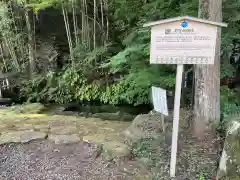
[0, 108, 130, 145]
[0, 107, 136, 163]
[0, 107, 151, 180]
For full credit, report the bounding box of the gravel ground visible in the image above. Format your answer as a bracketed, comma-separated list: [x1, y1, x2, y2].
[0, 134, 222, 180]
[0, 140, 143, 180]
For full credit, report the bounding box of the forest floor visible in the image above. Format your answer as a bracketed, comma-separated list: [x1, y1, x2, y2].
[124, 111, 222, 180]
[0, 105, 222, 180]
[151, 128, 222, 180]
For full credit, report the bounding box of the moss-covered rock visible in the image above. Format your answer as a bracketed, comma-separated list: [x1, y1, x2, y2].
[102, 141, 131, 161]
[50, 125, 79, 135]
[217, 119, 240, 179]
[123, 114, 165, 143]
[0, 130, 47, 144]
[48, 134, 82, 144]
[10, 103, 46, 114]
[91, 112, 135, 121]
[33, 124, 50, 132]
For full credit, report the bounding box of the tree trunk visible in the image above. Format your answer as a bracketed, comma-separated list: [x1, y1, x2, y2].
[24, 7, 35, 77]
[93, 0, 97, 50]
[81, 0, 85, 44]
[72, 0, 79, 45]
[194, 0, 222, 136]
[62, 3, 74, 67]
[104, 0, 109, 42]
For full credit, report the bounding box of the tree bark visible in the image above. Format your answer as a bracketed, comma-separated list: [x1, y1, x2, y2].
[24, 7, 35, 77]
[72, 0, 79, 45]
[62, 3, 74, 67]
[194, 0, 222, 136]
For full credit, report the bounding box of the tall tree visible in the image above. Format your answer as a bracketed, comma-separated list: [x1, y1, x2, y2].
[24, 1, 35, 77]
[193, 0, 222, 137]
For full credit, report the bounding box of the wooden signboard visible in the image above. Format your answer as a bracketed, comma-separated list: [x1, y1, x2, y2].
[143, 16, 227, 178]
[144, 16, 227, 65]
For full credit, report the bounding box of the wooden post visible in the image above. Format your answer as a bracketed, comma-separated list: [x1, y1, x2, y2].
[170, 64, 184, 177]
[161, 113, 165, 134]
[0, 87, 2, 98]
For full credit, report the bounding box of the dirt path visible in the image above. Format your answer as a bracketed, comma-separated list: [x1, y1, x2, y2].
[0, 140, 144, 180]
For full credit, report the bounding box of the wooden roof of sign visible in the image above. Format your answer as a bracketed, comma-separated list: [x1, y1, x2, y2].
[143, 16, 228, 28]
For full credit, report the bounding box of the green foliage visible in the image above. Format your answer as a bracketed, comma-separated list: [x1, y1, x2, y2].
[106, 28, 176, 105]
[199, 172, 205, 180]
[73, 43, 110, 76]
[131, 138, 160, 162]
[16, 0, 60, 13]
[221, 87, 240, 117]
[6, 0, 240, 110]
[221, 63, 236, 79]
[0, 2, 27, 72]
[19, 69, 83, 103]
[76, 84, 102, 101]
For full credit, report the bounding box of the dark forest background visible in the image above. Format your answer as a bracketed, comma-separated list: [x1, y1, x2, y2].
[0, 0, 239, 116]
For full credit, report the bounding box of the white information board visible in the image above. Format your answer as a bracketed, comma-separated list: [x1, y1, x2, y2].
[151, 86, 168, 116]
[149, 20, 217, 64]
[144, 16, 227, 178]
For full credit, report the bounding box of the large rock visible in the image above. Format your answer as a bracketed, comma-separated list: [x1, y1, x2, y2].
[217, 119, 240, 179]
[0, 130, 47, 144]
[123, 109, 193, 143]
[123, 114, 165, 143]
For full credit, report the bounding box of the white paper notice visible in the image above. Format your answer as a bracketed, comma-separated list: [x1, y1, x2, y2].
[151, 86, 168, 116]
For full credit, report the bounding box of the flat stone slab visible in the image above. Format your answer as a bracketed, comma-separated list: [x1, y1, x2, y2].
[48, 134, 82, 144]
[20, 131, 48, 143]
[83, 134, 108, 144]
[50, 125, 79, 135]
[0, 105, 130, 147]
[15, 123, 34, 131]
[0, 130, 47, 144]
[33, 124, 50, 132]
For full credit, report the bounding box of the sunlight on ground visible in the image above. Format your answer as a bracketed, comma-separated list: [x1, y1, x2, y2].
[0, 108, 130, 144]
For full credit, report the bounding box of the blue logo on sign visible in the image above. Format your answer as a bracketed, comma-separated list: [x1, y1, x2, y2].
[181, 21, 188, 28]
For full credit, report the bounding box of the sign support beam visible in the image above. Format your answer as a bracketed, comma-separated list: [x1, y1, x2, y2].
[170, 64, 184, 177]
